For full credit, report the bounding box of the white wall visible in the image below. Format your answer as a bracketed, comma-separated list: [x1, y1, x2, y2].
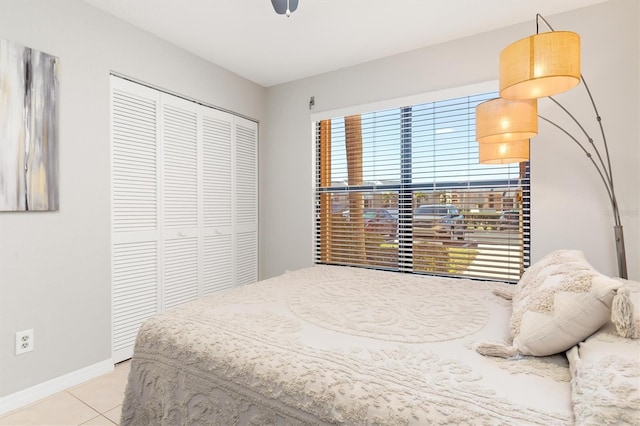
[0, 0, 267, 398]
[263, 0, 639, 280]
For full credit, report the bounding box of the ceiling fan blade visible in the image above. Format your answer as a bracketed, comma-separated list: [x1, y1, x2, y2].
[271, 0, 298, 15]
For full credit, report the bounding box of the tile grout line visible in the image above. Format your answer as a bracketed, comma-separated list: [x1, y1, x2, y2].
[79, 413, 117, 426]
[65, 391, 117, 425]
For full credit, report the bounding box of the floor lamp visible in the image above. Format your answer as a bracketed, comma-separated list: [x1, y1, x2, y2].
[475, 14, 627, 279]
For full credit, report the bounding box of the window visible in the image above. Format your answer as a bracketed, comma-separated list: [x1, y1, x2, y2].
[314, 90, 530, 282]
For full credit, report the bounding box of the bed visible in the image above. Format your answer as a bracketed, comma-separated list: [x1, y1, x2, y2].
[120, 254, 639, 425]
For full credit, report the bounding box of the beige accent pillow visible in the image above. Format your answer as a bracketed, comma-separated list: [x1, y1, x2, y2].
[477, 250, 627, 358]
[513, 249, 589, 299]
[513, 269, 622, 356]
[491, 250, 587, 302]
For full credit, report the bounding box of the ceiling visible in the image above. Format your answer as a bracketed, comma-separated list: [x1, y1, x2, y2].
[82, 0, 607, 87]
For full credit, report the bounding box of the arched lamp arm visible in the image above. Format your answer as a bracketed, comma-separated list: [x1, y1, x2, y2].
[535, 13, 627, 279]
[538, 115, 616, 214]
[537, 13, 620, 220]
[579, 74, 617, 198]
[547, 95, 613, 188]
[536, 13, 555, 33]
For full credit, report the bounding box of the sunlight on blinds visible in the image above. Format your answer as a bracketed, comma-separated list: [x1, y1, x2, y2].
[314, 91, 530, 282]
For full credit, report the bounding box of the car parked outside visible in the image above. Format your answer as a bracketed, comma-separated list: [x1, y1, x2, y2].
[499, 210, 520, 231]
[342, 208, 398, 237]
[413, 204, 465, 239]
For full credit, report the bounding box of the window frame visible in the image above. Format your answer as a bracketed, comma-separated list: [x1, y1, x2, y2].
[311, 82, 530, 282]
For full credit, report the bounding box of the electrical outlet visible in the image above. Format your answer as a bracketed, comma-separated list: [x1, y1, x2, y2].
[15, 329, 34, 355]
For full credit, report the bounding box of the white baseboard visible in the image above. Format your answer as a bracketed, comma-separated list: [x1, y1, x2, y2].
[0, 359, 114, 416]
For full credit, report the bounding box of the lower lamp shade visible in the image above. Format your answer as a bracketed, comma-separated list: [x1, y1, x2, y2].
[478, 139, 530, 164]
[476, 98, 537, 143]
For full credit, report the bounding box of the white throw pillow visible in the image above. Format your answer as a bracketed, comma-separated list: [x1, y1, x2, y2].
[512, 249, 590, 301]
[476, 250, 632, 358]
[512, 270, 621, 356]
[491, 249, 588, 302]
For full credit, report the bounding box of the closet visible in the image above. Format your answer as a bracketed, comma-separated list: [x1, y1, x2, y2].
[110, 76, 258, 362]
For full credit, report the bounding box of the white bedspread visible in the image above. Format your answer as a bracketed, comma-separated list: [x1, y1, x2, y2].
[121, 265, 573, 425]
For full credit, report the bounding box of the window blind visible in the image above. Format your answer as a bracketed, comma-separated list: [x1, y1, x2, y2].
[314, 91, 530, 282]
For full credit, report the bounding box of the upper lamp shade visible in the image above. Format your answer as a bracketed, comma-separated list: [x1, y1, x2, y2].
[500, 31, 580, 100]
[476, 98, 538, 143]
[478, 139, 530, 164]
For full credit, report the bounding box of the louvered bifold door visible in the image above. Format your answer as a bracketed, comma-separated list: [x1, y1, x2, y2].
[160, 94, 201, 311]
[234, 117, 258, 286]
[201, 109, 234, 294]
[111, 77, 161, 362]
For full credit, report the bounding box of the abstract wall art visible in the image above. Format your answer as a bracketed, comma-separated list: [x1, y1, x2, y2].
[0, 38, 59, 211]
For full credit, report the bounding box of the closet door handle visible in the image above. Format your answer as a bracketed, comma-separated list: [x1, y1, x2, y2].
[178, 232, 187, 238]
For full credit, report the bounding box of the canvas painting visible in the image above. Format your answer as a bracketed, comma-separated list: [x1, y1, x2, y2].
[0, 38, 59, 211]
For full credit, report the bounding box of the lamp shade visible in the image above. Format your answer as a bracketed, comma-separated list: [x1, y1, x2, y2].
[476, 98, 538, 143]
[500, 31, 580, 100]
[478, 139, 530, 164]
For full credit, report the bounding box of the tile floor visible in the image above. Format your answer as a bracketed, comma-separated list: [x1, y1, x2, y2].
[0, 361, 130, 426]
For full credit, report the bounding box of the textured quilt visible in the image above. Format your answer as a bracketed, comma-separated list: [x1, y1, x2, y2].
[121, 265, 573, 425]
